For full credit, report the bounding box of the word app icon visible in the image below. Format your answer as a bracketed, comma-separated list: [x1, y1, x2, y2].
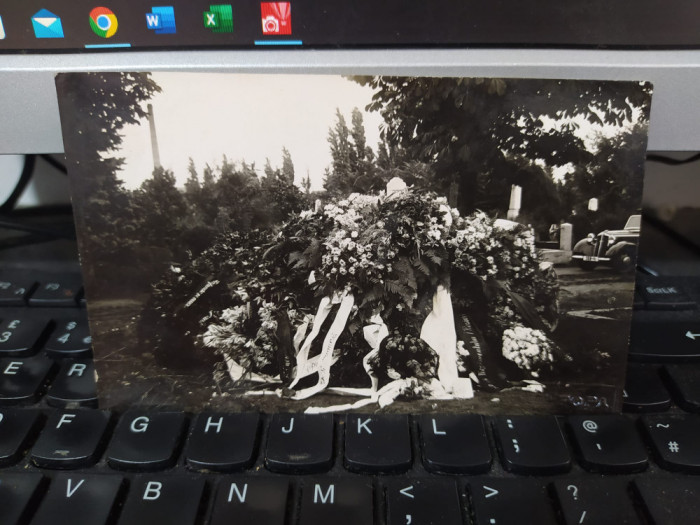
[203, 5, 233, 33]
[261, 2, 291, 35]
[146, 6, 176, 34]
[0, 15, 5, 39]
[32, 9, 65, 39]
[89, 7, 118, 38]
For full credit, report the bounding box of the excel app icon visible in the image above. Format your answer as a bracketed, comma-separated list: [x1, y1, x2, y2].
[203, 5, 233, 33]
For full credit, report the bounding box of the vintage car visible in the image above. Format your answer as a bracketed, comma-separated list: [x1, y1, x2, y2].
[572, 214, 641, 272]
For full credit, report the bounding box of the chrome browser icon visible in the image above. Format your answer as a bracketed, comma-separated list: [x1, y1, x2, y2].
[32, 9, 65, 39]
[89, 7, 118, 38]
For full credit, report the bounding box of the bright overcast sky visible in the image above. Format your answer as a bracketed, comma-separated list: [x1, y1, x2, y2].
[116, 73, 383, 191]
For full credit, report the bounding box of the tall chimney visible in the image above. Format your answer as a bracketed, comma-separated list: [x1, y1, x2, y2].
[147, 103, 162, 169]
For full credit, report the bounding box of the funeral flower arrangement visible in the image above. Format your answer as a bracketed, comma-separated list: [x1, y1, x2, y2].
[142, 185, 561, 401]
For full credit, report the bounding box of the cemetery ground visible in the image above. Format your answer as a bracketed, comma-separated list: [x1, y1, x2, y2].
[88, 263, 633, 414]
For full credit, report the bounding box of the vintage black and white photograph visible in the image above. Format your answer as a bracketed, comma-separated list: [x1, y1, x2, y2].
[55, 72, 652, 413]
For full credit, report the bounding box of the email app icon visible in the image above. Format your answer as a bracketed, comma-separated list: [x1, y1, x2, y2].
[32, 9, 65, 39]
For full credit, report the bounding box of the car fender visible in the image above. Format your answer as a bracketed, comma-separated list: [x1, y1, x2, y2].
[572, 239, 594, 255]
[605, 241, 636, 258]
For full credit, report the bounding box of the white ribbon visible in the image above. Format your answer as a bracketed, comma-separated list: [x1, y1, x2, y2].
[420, 284, 459, 393]
[289, 290, 355, 399]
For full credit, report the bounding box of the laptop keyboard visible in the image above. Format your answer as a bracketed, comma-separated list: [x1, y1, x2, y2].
[1, 270, 700, 524]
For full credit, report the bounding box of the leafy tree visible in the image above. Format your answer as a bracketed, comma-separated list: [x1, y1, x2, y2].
[55, 72, 161, 293]
[281, 147, 295, 184]
[353, 76, 651, 213]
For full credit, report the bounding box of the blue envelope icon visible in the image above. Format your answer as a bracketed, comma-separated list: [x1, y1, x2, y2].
[32, 9, 64, 38]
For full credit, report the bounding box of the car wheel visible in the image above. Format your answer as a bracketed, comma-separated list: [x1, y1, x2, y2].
[612, 248, 635, 273]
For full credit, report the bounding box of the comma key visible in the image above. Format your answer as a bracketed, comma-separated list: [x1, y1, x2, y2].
[385, 478, 462, 525]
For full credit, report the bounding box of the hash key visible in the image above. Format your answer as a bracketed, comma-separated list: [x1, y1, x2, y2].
[493, 416, 571, 474]
[0, 318, 50, 356]
[643, 415, 700, 473]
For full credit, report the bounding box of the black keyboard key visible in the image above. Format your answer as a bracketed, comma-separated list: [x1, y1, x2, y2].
[0, 356, 54, 404]
[629, 321, 700, 362]
[30, 474, 123, 525]
[637, 277, 696, 310]
[210, 477, 289, 525]
[0, 318, 49, 356]
[642, 415, 700, 473]
[46, 359, 97, 408]
[0, 473, 44, 525]
[44, 319, 92, 358]
[553, 479, 640, 525]
[634, 478, 700, 525]
[419, 414, 491, 474]
[31, 410, 109, 469]
[265, 414, 333, 473]
[107, 411, 186, 471]
[0, 409, 40, 466]
[623, 365, 672, 412]
[299, 478, 373, 524]
[0, 278, 35, 306]
[469, 479, 558, 525]
[663, 364, 700, 412]
[493, 416, 571, 474]
[568, 415, 647, 473]
[28, 279, 82, 307]
[184, 413, 259, 472]
[385, 478, 462, 525]
[344, 414, 411, 473]
[117, 475, 205, 525]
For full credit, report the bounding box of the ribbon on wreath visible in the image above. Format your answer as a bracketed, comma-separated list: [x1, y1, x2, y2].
[288, 288, 355, 400]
